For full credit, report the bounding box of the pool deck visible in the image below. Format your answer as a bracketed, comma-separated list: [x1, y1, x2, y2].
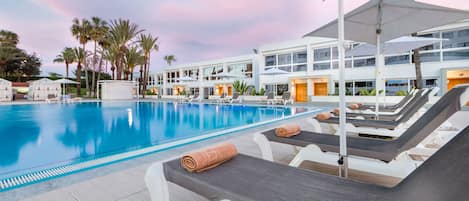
[2, 100, 465, 201]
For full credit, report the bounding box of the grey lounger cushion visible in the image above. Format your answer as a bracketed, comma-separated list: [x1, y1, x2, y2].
[319, 89, 430, 129]
[263, 85, 467, 162]
[164, 126, 469, 201]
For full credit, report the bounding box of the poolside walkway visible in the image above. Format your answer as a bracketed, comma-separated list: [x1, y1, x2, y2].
[0, 109, 407, 201]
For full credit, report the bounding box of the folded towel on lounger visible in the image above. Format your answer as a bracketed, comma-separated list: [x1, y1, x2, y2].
[315, 112, 332, 121]
[275, 124, 301, 138]
[181, 143, 238, 173]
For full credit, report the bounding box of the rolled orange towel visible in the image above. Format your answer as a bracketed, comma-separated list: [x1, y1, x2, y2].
[181, 143, 238, 173]
[316, 112, 332, 121]
[333, 108, 340, 115]
[349, 103, 360, 109]
[275, 124, 301, 138]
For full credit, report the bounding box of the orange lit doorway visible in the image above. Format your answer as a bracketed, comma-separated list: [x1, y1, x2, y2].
[295, 83, 307, 102]
[314, 82, 328, 96]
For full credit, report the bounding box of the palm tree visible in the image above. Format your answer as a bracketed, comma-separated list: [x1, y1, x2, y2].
[411, 33, 423, 89]
[73, 47, 86, 96]
[103, 44, 119, 80]
[53, 47, 75, 78]
[89, 17, 108, 96]
[107, 19, 143, 80]
[164, 55, 176, 66]
[71, 18, 91, 95]
[138, 34, 158, 97]
[123, 46, 143, 80]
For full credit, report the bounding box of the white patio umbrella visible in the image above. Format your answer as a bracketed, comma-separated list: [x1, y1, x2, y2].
[54, 78, 79, 96]
[307, 0, 469, 177]
[346, 36, 445, 57]
[260, 68, 289, 95]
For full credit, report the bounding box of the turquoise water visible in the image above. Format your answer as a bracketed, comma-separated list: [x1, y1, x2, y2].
[0, 102, 309, 181]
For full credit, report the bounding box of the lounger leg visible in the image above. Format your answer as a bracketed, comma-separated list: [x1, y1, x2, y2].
[253, 133, 274, 161]
[289, 145, 338, 167]
[145, 162, 170, 201]
[306, 118, 323, 133]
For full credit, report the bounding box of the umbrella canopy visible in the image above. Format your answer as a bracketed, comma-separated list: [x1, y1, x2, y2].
[178, 76, 196, 82]
[260, 68, 289, 76]
[346, 36, 445, 57]
[215, 72, 245, 79]
[305, 0, 469, 44]
[260, 68, 290, 95]
[53, 78, 79, 84]
[306, 0, 469, 178]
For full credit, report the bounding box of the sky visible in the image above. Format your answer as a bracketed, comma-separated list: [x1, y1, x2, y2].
[0, 0, 468, 76]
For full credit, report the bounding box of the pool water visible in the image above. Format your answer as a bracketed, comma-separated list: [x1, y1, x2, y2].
[0, 102, 310, 184]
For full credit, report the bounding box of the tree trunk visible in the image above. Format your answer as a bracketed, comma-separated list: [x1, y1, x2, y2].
[97, 56, 104, 97]
[91, 41, 97, 97]
[411, 33, 423, 89]
[139, 65, 143, 95]
[143, 55, 150, 98]
[111, 66, 115, 80]
[76, 63, 82, 96]
[65, 63, 69, 78]
[83, 43, 90, 96]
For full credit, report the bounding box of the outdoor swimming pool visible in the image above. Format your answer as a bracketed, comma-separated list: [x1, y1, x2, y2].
[0, 101, 315, 191]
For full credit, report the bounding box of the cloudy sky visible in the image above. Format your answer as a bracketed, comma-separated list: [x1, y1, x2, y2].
[1, 0, 468, 75]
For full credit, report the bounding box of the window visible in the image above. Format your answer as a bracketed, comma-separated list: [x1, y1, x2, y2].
[353, 57, 375, 68]
[443, 28, 469, 49]
[443, 49, 469, 61]
[354, 81, 375, 96]
[386, 80, 409, 96]
[203, 65, 223, 81]
[265, 84, 288, 95]
[385, 55, 410, 65]
[265, 55, 276, 66]
[410, 79, 438, 89]
[228, 63, 253, 78]
[166, 88, 173, 95]
[313, 63, 330, 70]
[183, 68, 199, 80]
[314, 48, 331, 61]
[278, 54, 291, 65]
[264, 51, 307, 72]
[419, 52, 440, 62]
[157, 74, 163, 85]
[334, 82, 353, 95]
[293, 64, 307, 72]
[166, 70, 179, 83]
[293, 51, 307, 63]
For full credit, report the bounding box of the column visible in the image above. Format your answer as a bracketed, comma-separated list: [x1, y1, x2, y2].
[162, 72, 168, 95]
[307, 79, 313, 102]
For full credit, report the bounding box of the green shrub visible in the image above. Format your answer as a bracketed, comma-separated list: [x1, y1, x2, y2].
[395, 90, 408, 96]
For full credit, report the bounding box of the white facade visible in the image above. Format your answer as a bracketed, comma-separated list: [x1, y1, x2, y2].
[145, 20, 469, 101]
[27, 78, 61, 101]
[0, 78, 12, 102]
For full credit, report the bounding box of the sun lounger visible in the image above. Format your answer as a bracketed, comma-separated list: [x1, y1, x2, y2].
[265, 92, 275, 104]
[215, 93, 228, 104]
[350, 88, 418, 113]
[253, 85, 469, 177]
[275, 92, 293, 105]
[189, 93, 200, 102]
[312, 88, 435, 137]
[230, 92, 242, 103]
[45, 94, 60, 103]
[146, 125, 469, 201]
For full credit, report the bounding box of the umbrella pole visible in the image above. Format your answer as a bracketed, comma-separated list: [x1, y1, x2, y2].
[337, 0, 348, 178]
[375, 0, 383, 118]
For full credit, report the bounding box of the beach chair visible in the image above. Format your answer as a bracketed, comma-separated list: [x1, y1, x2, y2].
[189, 93, 200, 102]
[45, 94, 60, 103]
[253, 85, 469, 178]
[275, 91, 293, 105]
[350, 88, 418, 113]
[265, 92, 275, 105]
[311, 88, 436, 138]
[215, 93, 228, 104]
[145, 125, 469, 201]
[230, 92, 241, 103]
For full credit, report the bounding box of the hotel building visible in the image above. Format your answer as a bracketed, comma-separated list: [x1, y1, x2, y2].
[145, 20, 469, 102]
